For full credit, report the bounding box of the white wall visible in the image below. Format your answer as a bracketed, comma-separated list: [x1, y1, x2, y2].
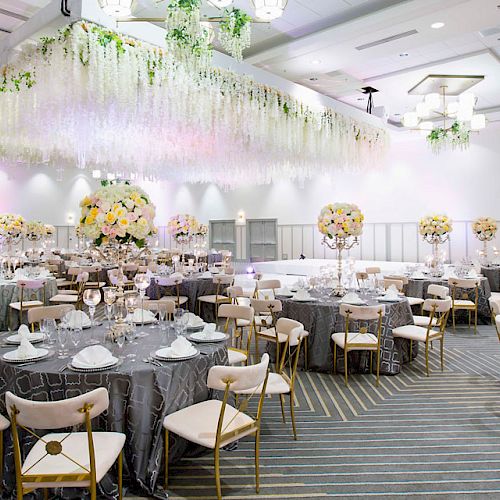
[1, 123, 499, 262]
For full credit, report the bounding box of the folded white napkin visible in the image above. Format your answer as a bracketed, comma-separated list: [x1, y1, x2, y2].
[156, 336, 196, 358]
[294, 289, 310, 300]
[16, 325, 38, 359]
[72, 345, 115, 368]
[186, 312, 205, 328]
[208, 267, 219, 274]
[126, 309, 156, 323]
[279, 286, 292, 295]
[342, 292, 363, 304]
[201, 323, 217, 338]
[64, 310, 91, 329]
[384, 286, 400, 300]
[201, 271, 212, 278]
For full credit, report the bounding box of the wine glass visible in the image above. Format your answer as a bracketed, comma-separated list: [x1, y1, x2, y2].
[115, 332, 126, 359]
[43, 318, 57, 346]
[57, 326, 68, 359]
[125, 292, 139, 346]
[103, 286, 117, 329]
[69, 327, 82, 352]
[134, 273, 151, 334]
[173, 308, 185, 337]
[83, 289, 101, 327]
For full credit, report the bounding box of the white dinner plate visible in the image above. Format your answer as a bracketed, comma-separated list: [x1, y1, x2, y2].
[71, 356, 119, 370]
[6, 332, 45, 345]
[155, 347, 199, 361]
[3, 348, 49, 363]
[377, 297, 401, 302]
[340, 300, 367, 305]
[188, 331, 228, 343]
[68, 358, 120, 372]
[290, 297, 318, 302]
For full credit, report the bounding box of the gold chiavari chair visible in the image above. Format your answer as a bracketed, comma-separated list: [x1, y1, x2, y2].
[254, 279, 281, 299]
[392, 297, 452, 376]
[448, 278, 480, 333]
[155, 274, 189, 309]
[8, 279, 47, 330]
[218, 303, 255, 365]
[356, 271, 369, 289]
[144, 298, 175, 321]
[197, 275, 234, 322]
[49, 271, 89, 309]
[384, 274, 425, 309]
[236, 319, 305, 440]
[27, 304, 75, 332]
[332, 304, 385, 387]
[0, 414, 9, 490]
[163, 354, 270, 500]
[6, 388, 125, 500]
[413, 284, 449, 327]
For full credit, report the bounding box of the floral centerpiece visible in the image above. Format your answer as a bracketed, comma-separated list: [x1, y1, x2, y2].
[25, 221, 47, 242]
[419, 214, 452, 273]
[317, 203, 364, 296]
[472, 216, 497, 265]
[167, 214, 199, 244]
[44, 224, 55, 237]
[0, 213, 26, 244]
[79, 183, 157, 248]
[195, 223, 208, 238]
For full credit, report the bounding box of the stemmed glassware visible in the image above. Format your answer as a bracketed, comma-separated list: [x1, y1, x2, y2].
[57, 325, 68, 359]
[42, 318, 57, 346]
[124, 292, 139, 347]
[83, 289, 101, 344]
[134, 273, 151, 335]
[103, 286, 117, 329]
[173, 308, 186, 337]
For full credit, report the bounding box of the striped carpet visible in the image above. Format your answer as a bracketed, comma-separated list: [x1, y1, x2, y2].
[124, 323, 500, 499]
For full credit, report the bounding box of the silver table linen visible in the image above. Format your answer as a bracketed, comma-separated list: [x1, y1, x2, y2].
[278, 293, 415, 375]
[481, 266, 500, 293]
[0, 325, 228, 498]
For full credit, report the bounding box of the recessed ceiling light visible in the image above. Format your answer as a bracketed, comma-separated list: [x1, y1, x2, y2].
[399, 52, 409, 57]
[431, 22, 445, 29]
[311, 59, 321, 65]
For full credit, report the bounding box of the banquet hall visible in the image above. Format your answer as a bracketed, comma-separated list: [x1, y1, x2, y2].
[1, 0, 500, 498]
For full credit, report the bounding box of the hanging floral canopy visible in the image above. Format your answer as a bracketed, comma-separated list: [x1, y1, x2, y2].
[0, 21, 389, 188]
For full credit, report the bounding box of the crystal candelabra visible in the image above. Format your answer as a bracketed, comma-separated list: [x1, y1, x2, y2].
[476, 232, 494, 266]
[0, 235, 23, 278]
[422, 233, 449, 276]
[92, 242, 148, 341]
[321, 236, 359, 296]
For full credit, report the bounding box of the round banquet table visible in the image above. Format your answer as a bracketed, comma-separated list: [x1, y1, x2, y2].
[278, 292, 415, 375]
[147, 275, 228, 322]
[406, 276, 491, 323]
[481, 266, 500, 293]
[0, 277, 59, 331]
[0, 325, 228, 499]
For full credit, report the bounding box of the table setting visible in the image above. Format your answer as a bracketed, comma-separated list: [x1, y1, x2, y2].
[0, 303, 228, 498]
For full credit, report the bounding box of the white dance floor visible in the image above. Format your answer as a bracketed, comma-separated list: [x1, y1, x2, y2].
[252, 258, 413, 277]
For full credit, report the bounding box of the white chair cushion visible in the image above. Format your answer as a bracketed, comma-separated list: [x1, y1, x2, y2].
[453, 299, 475, 308]
[0, 414, 9, 431]
[198, 295, 230, 304]
[257, 327, 288, 343]
[57, 290, 79, 296]
[49, 295, 78, 303]
[9, 301, 44, 310]
[228, 349, 247, 365]
[56, 279, 72, 287]
[392, 324, 441, 342]
[412, 315, 439, 327]
[21, 431, 125, 489]
[407, 297, 424, 306]
[236, 372, 290, 396]
[331, 332, 378, 349]
[86, 281, 106, 288]
[163, 399, 255, 449]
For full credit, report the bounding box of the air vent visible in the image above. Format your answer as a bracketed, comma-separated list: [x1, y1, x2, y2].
[479, 26, 500, 38]
[356, 29, 418, 51]
[301, 70, 364, 98]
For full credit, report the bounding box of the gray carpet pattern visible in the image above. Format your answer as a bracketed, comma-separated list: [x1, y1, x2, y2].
[133, 324, 500, 499]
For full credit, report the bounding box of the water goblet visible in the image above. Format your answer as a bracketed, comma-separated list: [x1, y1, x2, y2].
[69, 327, 82, 352]
[83, 289, 101, 327]
[115, 332, 126, 359]
[43, 318, 57, 346]
[134, 273, 151, 334]
[103, 286, 117, 328]
[57, 326, 69, 359]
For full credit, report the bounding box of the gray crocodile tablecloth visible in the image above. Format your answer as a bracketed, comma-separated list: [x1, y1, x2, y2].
[0, 325, 228, 499]
[278, 292, 415, 375]
[481, 266, 500, 293]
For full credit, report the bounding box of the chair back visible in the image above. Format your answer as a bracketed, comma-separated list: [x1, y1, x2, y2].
[356, 272, 369, 287]
[256, 279, 281, 290]
[489, 297, 500, 316]
[6, 388, 108, 429]
[208, 354, 269, 392]
[213, 275, 234, 285]
[6, 388, 109, 494]
[339, 304, 385, 321]
[28, 305, 75, 325]
[17, 279, 45, 291]
[67, 267, 81, 277]
[366, 267, 381, 275]
[427, 284, 449, 299]
[448, 278, 479, 305]
[383, 278, 403, 292]
[422, 297, 452, 333]
[226, 286, 244, 301]
[218, 304, 254, 322]
[275, 318, 304, 347]
[385, 274, 409, 285]
[144, 299, 175, 317]
[274, 319, 304, 389]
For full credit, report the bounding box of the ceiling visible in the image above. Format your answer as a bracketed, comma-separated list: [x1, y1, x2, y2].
[1, 0, 500, 128]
